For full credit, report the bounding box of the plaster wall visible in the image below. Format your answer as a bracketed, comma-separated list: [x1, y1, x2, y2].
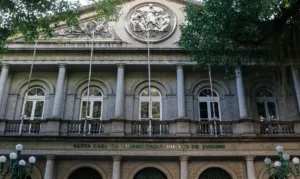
[2, 69, 299, 121]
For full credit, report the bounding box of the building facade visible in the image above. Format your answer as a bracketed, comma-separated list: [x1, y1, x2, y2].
[0, 0, 300, 179]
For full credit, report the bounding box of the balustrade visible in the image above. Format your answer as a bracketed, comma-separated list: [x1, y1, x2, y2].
[259, 121, 295, 135]
[132, 120, 169, 136]
[0, 119, 299, 137]
[67, 120, 104, 135]
[196, 120, 233, 136]
[5, 120, 40, 135]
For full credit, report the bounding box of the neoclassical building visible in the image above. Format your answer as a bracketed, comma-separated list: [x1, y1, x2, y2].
[0, 0, 300, 179]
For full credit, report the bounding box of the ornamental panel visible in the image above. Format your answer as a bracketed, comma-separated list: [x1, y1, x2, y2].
[125, 2, 177, 43]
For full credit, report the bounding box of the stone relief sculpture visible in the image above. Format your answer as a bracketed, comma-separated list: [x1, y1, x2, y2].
[53, 20, 114, 39]
[125, 3, 176, 43]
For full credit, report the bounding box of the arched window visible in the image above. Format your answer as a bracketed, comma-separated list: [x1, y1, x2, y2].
[139, 87, 162, 120]
[68, 167, 102, 179]
[199, 167, 232, 179]
[80, 87, 103, 120]
[22, 87, 45, 120]
[198, 88, 220, 120]
[134, 167, 167, 179]
[256, 88, 278, 120]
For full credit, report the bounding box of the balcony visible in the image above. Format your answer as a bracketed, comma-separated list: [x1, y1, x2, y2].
[0, 118, 298, 137]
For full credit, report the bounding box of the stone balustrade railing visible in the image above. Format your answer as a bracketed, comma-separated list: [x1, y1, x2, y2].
[0, 118, 298, 137]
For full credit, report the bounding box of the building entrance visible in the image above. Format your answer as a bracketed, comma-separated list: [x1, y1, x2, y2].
[68, 167, 102, 179]
[198, 167, 232, 179]
[134, 167, 167, 179]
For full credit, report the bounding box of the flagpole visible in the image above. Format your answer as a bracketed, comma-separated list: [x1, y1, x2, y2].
[19, 39, 38, 135]
[83, 31, 95, 136]
[209, 69, 215, 119]
[209, 69, 217, 136]
[147, 30, 152, 137]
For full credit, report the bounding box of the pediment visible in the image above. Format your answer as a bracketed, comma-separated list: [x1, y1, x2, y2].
[8, 0, 188, 48]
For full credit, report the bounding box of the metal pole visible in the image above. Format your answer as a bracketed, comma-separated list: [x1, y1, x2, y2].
[208, 69, 217, 136]
[147, 30, 152, 137]
[19, 40, 38, 135]
[83, 31, 95, 136]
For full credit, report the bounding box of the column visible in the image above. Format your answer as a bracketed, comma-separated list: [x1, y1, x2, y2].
[177, 65, 186, 118]
[0, 64, 9, 119]
[236, 67, 248, 119]
[292, 67, 300, 112]
[44, 155, 55, 179]
[112, 155, 122, 179]
[52, 64, 66, 118]
[114, 64, 125, 118]
[179, 156, 189, 179]
[245, 156, 256, 179]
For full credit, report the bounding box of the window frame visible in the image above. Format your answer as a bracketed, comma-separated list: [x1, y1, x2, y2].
[139, 87, 162, 121]
[255, 88, 279, 120]
[198, 88, 221, 120]
[21, 87, 46, 120]
[79, 87, 104, 120]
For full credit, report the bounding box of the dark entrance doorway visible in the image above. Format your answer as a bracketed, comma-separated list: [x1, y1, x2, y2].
[68, 167, 102, 179]
[134, 167, 167, 179]
[199, 167, 232, 179]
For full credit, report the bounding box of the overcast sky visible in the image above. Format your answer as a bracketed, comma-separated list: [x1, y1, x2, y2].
[68, 0, 92, 6]
[78, 0, 92, 5]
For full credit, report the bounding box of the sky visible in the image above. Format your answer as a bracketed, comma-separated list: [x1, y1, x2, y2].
[67, 0, 93, 6]
[78, 0, 93, 5]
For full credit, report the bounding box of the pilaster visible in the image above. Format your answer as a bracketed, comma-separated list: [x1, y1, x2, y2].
[245, 156, 256, 179]
[112, 155, 122, 179]
[44, 155, 55, 179]
[0, 64, 10, 119]
[115, 64, 125, 118]
[236, 67, 248, 119]
[176, 65, 186, 119]
[179, 156, 189, 179]
[52, 64, 67, 118]
[292, 67, 300, 112]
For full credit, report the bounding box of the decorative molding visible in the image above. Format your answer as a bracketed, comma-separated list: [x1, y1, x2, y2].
[53, 20, 115, 40]
[1, 64, 10, 69]
[127, 163, 173, 179]
[125, 2, 177, 43]
[16, 78, 55, 98]
[189, 78, 230, 98]
[131, 78, 172, 97]
[244, 155, 255, 161]
[112, 155, 122, 161]
[179, 155, 189, 161]
[45, 154, 55, 160]
[193, 164, 238, 179]
[63, 162, 108, 179]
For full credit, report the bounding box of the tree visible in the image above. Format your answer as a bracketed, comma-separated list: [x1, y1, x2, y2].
[0, 0, 79, 57]
[180, 0, 300, 77]
[0, 0, 124, 58]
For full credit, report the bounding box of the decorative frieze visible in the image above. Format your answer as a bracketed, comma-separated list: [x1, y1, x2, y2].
[53, 20, 115, 40]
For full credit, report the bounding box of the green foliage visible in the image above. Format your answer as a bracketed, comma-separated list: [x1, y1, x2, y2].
[0, 0, 80, 58]
[94, 0, 126, 21]
[180, 0, 300, 77]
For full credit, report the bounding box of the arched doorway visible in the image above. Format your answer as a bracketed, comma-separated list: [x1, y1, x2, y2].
[134, 167, 167, 179]
[199, 167, 232, 179]
[68, 167, 102, 179]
